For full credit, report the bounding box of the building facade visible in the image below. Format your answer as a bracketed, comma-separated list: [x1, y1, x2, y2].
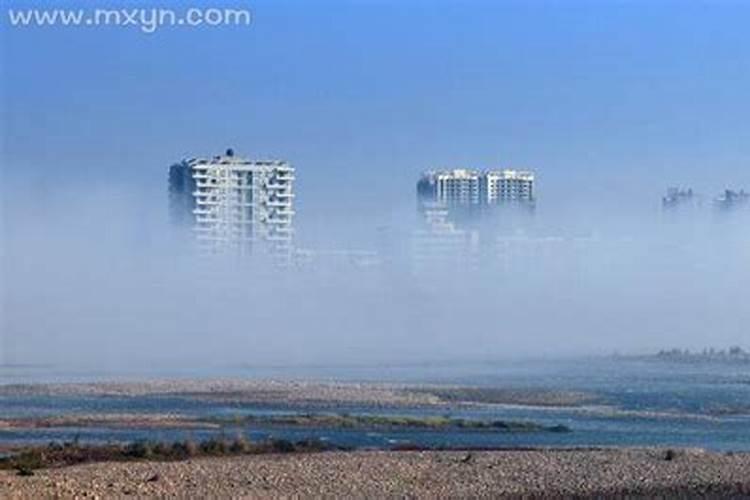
[169, 149, 295, 262]
[418, 169, 535, 210]
[417, 169, 482, 208]
[483, 170, 535, 206]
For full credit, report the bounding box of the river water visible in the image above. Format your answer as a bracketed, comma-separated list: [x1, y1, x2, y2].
[1, 358, 748, 451]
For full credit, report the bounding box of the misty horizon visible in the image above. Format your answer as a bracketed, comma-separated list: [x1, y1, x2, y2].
[2, 0, 750, 372]
[2, 158, 748, 370]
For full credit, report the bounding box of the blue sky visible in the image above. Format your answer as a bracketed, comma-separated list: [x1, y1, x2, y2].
[3, 0, 749, 224]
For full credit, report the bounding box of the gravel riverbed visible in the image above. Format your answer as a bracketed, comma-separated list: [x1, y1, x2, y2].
[3, 448, 749, 498]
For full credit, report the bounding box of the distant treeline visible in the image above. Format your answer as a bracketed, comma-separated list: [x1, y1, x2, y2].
[640, 346, 749, 363]
[1, 437, 335, 475]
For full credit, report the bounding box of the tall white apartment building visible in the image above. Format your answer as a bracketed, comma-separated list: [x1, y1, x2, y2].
[484, 170, 535, 205]
[417, 168, 535, 215]
[170, 149, 295, 262]
[420, 169, 482, 206]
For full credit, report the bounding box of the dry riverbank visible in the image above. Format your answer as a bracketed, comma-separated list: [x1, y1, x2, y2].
[0, 379, 594, 409]
[2, 448, 749, 499]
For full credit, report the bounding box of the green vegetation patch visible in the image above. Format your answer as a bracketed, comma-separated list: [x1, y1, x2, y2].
[212, 413, 572, 433]
[0, 437, 335, 473]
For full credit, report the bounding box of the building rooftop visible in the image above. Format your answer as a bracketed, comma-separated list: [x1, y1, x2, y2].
[421, 169, 534, 179]
[187, 149, 290, 169]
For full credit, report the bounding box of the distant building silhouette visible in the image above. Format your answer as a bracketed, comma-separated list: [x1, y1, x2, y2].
[714, 189, 749, 213]
[662, 187, 698, 211]
[412, 201, 479, 273]
[413, 168, 535, 272]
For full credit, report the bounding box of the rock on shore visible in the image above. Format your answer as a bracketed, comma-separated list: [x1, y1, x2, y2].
[3, 448, 749, 498]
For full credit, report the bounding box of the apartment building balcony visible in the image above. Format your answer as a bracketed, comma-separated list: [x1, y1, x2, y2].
[267, 181, 294, 189]
[268, 225, 293, 233]
[265, 199, 292, 207]
[196, 234, 255, 243]
[266, 210, 294, 224]
[194, 228, 253, 238]
[195, 199, 220, 206]
[266, 234, 293, 242]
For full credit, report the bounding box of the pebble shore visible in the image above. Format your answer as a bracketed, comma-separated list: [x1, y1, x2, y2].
[0, 380, 442, 407]
[3, 448, 749, 498]
[0, 378, 593, 409]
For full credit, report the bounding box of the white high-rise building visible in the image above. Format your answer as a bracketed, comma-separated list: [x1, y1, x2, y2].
[418, 168, 535, 210]
[484, 170, 535, 205]
[421, 169, 482, 206]
[179, 149, 295, 262]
